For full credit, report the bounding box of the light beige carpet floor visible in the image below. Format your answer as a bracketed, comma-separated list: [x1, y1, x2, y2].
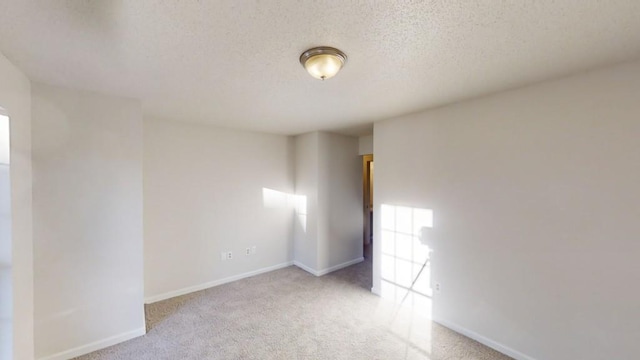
[75, 257, 512, 360]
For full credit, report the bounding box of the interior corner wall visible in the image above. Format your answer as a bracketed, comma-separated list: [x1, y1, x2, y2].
[31, 83, 144, 359]
[316, 132, 362, 271]
[372, 61, 640, 360]
[143, 118, 295, 302]
[0, 52, 33, 360]
[293, 132, 319, 270]
[294, 132, 362, 275]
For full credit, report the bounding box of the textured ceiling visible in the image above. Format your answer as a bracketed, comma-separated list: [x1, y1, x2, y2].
[1, 1, 640, 136]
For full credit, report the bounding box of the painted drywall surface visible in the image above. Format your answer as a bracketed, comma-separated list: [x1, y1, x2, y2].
[293, 132, 319, 270]
[373, 61, 640, 360]
[316, 133, 362, 270]
[294, 132, 362, 274]
[358, 135, 373, 155]
[31, 83, 144, 358]
[0, 52, 33, 360]
[0, 115, 12, 360]
[144, 118, 295, 300]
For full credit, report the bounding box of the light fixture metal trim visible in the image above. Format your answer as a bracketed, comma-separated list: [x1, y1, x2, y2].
[300, 46, 347, 80]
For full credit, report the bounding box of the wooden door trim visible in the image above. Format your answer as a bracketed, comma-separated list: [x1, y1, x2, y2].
[362, 154, 373, 244]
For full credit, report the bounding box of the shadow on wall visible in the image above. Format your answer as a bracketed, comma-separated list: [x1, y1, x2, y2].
[380, 204, 434, 317]
[262, 188, 307, 232]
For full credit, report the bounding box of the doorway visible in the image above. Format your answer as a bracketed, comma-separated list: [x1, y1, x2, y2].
[362, 154, 373, 258]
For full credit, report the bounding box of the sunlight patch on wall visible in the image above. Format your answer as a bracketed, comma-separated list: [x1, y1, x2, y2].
[262, 188, 307, 232]
[295, 195, 307, 233]
[0, 113, 11, 360]
[262, 188, 291, 209]
[380, 204, 433, 316]
[0, 114, 9, 165]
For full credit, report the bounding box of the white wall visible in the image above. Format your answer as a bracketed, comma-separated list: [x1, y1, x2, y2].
[373, 61, 640, 360]
[316, 132, 362, 271]
[32, 83, 144, 359]
[293, 132, 319, 270]
[0, 52, 33, 360]
[144, 118, 295, 302]
[294, 132, 362, 275]
[358, 135, 373, 155]
[0, 115, 12, 360]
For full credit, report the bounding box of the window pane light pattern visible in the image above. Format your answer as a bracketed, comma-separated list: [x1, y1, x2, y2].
[380, 204, 433, 313]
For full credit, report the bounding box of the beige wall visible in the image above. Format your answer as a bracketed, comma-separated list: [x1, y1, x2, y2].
[0, 51, 33, 360]
[294, 132, 362, 275]
[32, 83, 144, 359]
[144, 117, 295, 302]
[316, 132, 363, 271]
[358, 135, 373, 155]
[293, 132, 319, 270]
[373, 61, 640, 360]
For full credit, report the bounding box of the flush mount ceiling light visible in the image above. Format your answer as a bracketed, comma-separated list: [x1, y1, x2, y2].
[299, 46, 347, 80]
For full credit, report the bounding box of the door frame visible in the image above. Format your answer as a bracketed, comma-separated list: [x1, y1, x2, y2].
[362, 154, 373, 245]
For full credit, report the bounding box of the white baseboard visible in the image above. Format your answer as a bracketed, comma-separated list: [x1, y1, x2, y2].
[317, 257, 364, 276]
[144, 261, 294, 304]
[433, 317, 536, 360]
[38, 327, 146, 360]
[371, 286, 381, 295]
[293, 261, 319, 276]
[294, 257, 364, 277]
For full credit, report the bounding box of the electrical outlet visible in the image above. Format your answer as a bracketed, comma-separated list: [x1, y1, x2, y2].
[221, 252, 227, 261]
[246, 248, 251, 256]
[434, 282, 441, 292]
[227, 251, 233, 260]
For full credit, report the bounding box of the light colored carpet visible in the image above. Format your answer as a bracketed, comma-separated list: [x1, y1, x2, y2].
[75, 257, 512, 360]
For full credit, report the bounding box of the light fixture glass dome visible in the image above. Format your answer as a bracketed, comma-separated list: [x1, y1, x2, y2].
[300, 47, 347, 80]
